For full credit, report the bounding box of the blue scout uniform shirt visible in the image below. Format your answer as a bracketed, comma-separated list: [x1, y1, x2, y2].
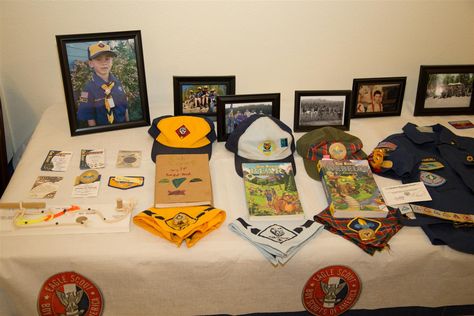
[77, 72, 128, 125]
[374, 123, 474, 254]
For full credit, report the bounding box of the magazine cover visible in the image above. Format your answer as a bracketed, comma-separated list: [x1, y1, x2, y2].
[242, 162, 304, 220]
[318, 159, 388, 218]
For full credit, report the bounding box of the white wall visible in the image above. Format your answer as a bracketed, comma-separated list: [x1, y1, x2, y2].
[1, 0, 473, 164]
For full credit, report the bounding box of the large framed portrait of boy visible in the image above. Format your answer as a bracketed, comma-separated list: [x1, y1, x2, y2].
[173, 76, 236, 120]
[56, 30, 150, 136]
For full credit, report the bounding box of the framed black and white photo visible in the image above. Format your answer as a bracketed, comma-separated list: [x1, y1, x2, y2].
[173, 76, 236, 120]
[414, 65, 474, 116]
[293, 90, 351, 132]
[216, 93, 280, 141]
[351, 77, 406, 118]
[56, 30, 150, 136]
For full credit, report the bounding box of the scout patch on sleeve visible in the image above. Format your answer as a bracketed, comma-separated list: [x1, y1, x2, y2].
[80, 91, 89, 103]
[419, 158, 444, 171]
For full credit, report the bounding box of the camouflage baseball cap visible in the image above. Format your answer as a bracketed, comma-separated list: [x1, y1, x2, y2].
[296, 127, 366, 180]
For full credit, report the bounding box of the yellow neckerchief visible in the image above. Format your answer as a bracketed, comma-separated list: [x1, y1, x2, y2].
[101, 82, 115, 124]
[133, 205, 226, 247]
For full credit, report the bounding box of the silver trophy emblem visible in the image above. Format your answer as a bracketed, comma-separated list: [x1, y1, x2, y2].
[321, 277, 346, 308]
[56, 283, 84, 316]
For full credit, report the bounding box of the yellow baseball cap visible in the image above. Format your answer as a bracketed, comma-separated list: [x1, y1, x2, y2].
[88, 42, 117, 60]
[148, 115, 217, 162]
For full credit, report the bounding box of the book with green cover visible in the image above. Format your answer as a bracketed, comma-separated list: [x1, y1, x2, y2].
[242, 162, 304, 221]
[317, 159, 388, 218]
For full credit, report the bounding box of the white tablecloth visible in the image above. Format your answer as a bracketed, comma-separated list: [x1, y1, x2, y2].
[1, 103, 473, 315]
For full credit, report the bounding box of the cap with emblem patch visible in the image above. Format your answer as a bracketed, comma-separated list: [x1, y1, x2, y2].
[148, 115, 216, 162]
[296, 127, 366, 180]
[88, 41, 117, 60]
[225, 115, 296, 177]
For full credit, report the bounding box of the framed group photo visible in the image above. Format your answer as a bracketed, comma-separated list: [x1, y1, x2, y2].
[414, 65, 474, 116]
[293, 90, 351, 132]
[351, 77, 406, 118]
[56, 30, 150, 136]
[173, 76, 236, 120]
[216, 93, 280, 141]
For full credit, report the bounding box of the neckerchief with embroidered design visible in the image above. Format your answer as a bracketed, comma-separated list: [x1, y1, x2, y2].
[101, 82, 115, 124]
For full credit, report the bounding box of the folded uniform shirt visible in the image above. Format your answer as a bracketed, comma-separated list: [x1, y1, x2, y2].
[228, 218, 323, 266]
[368, 123, 474, 254]
[133, 205, 226, 248]
[314, 207, 402, 255]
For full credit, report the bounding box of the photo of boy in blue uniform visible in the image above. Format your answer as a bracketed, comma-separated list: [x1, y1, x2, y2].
[77, 42, 129, 126]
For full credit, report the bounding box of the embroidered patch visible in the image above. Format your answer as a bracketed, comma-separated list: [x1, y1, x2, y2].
[328, 142, 347, 160]
[258, 140, 275, 156]
[419, 171, 446, 187]
[176, 125, 190, 138]
[347, 218, 381, 241]
[258, 224, 297, 244]
[108, 176, 144, 190]
[376, 141, 397, 151]
[80, 91, 88, 103]
[280, 138, 288, 148]
[165, 212, 197, 230]
[37, 271, 103, 316]
[302, 265, 361, 316]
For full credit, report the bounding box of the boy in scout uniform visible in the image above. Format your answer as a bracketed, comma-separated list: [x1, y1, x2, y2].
[77, 42, 129, 126]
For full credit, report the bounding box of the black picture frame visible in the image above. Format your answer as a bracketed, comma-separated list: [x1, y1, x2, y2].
[216, 93, 280, 141]
[56, 30, 150, 136]
[351, 77, 406, 118]
[173, 76, 236, 120]
[293, 90, 351, 132]
[414, 65, 474, 116]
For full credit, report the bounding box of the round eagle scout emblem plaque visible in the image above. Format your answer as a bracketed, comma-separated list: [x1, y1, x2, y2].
[302, 265, 361, 316]
[37, 271, 103, 316]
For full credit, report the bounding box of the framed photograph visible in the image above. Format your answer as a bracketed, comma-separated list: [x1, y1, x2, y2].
[56, 30, 150, 136]
[414, 65, 474, 116]
[173, 76, 236, 120]
[216, 93, 280, 141]
[351, 77, 406, 118]
[293, 90, 351, 132]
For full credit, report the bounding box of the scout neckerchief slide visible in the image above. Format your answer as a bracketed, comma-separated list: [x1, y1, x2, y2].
[101, 82, 115, 124]
[133, 205, 226, 247]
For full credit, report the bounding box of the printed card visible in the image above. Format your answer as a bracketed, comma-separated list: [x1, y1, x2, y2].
[380, 182, 432, 206]
[41, 150, 72, 172]
[116, 150, 142, 168]
[29, 176, 63, 199]
[80, 149, 105, 169]
[72, 171, 101, 198]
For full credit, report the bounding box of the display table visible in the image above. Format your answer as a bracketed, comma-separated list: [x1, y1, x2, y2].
[1, 103, 473, 315]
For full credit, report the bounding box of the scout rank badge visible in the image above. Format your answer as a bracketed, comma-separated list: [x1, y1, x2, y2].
[37, 271, 104, 316]
[347, 217, 382, 241]
[419, 171, 446, 187]
[368, 141, 396, 172]
[302, 265, 361, 316]
[108, 176, 144, 190]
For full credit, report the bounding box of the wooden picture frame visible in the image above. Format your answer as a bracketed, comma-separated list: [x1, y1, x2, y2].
[414, 65, 474, 116]
[293, 90, 351, 132]
[351, 77, 406, 118]
[56, 30, 150, 136]
[216, 93, 280, 141]
[173, 76, 236, 120]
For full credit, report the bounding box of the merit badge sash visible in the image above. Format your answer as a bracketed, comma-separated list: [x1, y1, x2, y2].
[133, 205, 226, 247]
[314, 207, 402, 255]
[228, 218, 323, 266]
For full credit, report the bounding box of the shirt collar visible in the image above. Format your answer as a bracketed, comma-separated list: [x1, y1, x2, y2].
[403, 123, 467, 149]
[92, 72, 116, 85]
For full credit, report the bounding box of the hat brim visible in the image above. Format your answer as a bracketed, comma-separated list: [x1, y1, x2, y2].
[151, 141, 212, 162]
[234, 154, 297, 178]
[302, 149, 368, 181]
[89, 51, 117, 60]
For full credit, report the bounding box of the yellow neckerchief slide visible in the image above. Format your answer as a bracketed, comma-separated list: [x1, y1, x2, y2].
[101, 82, 115, 124]
[133, 205, 226, 247]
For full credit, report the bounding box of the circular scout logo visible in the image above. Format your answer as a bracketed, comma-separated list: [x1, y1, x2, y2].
[302, 265, 361, 316]
[37, 271, 103, 316]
